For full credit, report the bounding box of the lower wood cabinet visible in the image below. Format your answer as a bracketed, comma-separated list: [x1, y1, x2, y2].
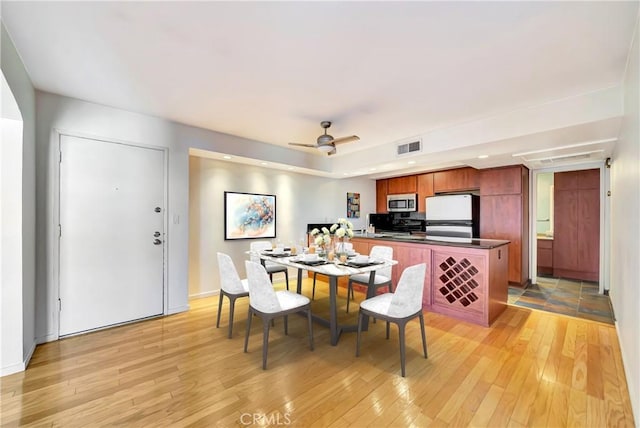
[537, 239, 553, 276]
[350, 237, 509, 326]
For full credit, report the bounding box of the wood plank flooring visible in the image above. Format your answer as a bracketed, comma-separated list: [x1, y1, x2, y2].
[0, 279, 634, 427]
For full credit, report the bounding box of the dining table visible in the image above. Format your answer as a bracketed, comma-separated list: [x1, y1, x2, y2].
[256, 251, 398, 345]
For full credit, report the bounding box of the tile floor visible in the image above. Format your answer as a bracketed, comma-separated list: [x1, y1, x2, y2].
[508, 276, 615, 324]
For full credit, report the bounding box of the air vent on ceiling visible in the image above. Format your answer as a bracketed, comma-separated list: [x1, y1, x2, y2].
[397, 139, 422, 156]
[534, 152, 594, 164]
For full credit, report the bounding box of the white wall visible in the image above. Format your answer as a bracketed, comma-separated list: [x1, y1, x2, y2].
[1, 22, 37, 375]
[610, 14, 640, 426]
[188, 156, 376, 297]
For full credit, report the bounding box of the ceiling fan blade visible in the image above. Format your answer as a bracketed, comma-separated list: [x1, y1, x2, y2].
[328, 147, 337, 156]
[332, 135, 360, 145]
[288, 142, 317, 148]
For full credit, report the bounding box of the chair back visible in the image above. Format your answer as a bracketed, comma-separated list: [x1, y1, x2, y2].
[249, 240, 273, 263]
[245, 260, 282, 312]
[388, 263, 426, 317]
[217, 252, 246, 294]
[370, 245, 393, 278]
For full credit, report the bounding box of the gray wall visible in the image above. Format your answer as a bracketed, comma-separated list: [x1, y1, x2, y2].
[188, 156, 375, 297]
[0, 22, 36, 374]
[610, 14, 640, 425]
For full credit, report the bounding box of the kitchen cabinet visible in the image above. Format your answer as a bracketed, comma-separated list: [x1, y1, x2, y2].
[387, 175, 417, 194]
[433, 167, 479, 193]
[553, 169, 599, 281]
[479, 165, 529, 285]
[417, 173, 434, 212]
[537, 238, 553, 276]
[376, 179, 388, 213]
[350, 236, 509, 326]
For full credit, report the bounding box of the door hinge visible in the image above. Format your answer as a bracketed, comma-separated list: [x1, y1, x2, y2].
[59, 224, 62, 238]
[59, 150, 62, 163]
[58, 298, 62, 312]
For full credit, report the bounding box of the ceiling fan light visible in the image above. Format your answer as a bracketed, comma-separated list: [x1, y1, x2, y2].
[317, 144, 334, 153]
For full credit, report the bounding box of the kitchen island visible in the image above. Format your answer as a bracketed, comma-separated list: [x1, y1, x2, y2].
[349, 233, 510, 327]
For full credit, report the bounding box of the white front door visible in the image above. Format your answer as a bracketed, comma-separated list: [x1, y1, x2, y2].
[59, 135, 165, 336]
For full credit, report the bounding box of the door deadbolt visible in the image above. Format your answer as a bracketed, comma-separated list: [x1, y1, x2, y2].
[154, 207, 162, 213]
[153, 239, 162, 245]
[154, 231, 161, 237]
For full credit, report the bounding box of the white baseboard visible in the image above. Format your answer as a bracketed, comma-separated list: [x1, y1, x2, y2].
[1, 360, 25, 377]
[23, 340, 36, 369]
[36, 333, 59, 344]
[189, 290, 219, 299]
[615, 320, 640, 427]
[167, 304, 190, 315]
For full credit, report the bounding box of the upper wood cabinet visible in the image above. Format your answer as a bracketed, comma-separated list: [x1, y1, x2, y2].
[387, 175, 417, 194]
[480, 165, 525, 195]
[433, 167, 479, 193]
[417, 173, 434, 212]
[479, 165, 529, 285]
[555, 169, 600, 191]
[376, 179, 388, 213]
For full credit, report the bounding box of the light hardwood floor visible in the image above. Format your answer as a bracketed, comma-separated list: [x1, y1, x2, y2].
[1, 279, 634, 427]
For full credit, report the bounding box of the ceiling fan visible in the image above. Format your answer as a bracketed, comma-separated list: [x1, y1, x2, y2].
[288, 121, 360, 155]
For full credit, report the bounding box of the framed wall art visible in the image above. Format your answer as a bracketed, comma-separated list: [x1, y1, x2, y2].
[347, 192, 360, 218]
[224, 191, 276, 240]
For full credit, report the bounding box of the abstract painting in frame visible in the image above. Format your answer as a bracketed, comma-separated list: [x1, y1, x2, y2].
[347, 192, 360, 218]
[224, 191, 276, 240]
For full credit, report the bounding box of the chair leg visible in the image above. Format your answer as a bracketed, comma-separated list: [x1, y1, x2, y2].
[262, 316, 271, 370]
[284, 315, 288, 335]
[312, 273, 317, 300]
[346, 280, 353, 313]
[244, 307, 253, 353]
[307, 308, 314, 351]
[386, 321, 390, 339]
[216, 292, 224, 329]
[419, 313, 428, 358]
[227, 295, 236, 338]
[284, 270, 289, 291]
[355, 312, 364, 357]
[398, 321, 407, 377]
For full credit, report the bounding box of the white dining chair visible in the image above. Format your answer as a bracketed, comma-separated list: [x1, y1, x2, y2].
[346, 245, 393, 313]
[249, 240, 290, 290]
[216, 252, 250, 338]
[311, 242, 353, 300]
[244, 260, 314, 369]
[355, 263, 427, 377]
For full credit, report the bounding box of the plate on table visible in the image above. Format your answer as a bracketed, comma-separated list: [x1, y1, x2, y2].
[344, 259, 384, 268]
[263, 247, 291, 252]
[296, 259, 328, 266]
[264, 252, 290, 258]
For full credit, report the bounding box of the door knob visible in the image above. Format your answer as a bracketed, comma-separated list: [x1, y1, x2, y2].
[153, 239, 162, 245]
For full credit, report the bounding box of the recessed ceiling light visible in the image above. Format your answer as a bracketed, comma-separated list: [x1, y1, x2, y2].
[369, 168, 377, 171]
[408, 160, 416, 165]
[478, 155, 489, 159]
[288, 167, 295, 170]
[261, 162, 268, 166]
[223, 155, 232, 160]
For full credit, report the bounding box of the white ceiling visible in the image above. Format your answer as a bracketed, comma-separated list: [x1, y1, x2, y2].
[2, 1, 638, 177]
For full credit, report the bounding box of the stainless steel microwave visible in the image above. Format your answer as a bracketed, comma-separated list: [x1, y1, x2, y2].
[387, 193, 417, 212]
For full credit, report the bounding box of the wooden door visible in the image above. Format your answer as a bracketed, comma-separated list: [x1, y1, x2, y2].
[376, 180, 388, 213]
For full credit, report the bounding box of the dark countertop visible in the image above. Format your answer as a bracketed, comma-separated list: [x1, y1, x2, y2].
[352, 232, 510, 249]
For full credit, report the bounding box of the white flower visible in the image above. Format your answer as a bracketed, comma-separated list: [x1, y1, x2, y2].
[310, 228, 319, 236]
[335, 228, 346, 238]
[323, 235, 331, 245]
[346, 228, 354, 238]
[321, 227, 330, 235]
[314, 235, 324, 246]
[330, 223, 339, 233]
